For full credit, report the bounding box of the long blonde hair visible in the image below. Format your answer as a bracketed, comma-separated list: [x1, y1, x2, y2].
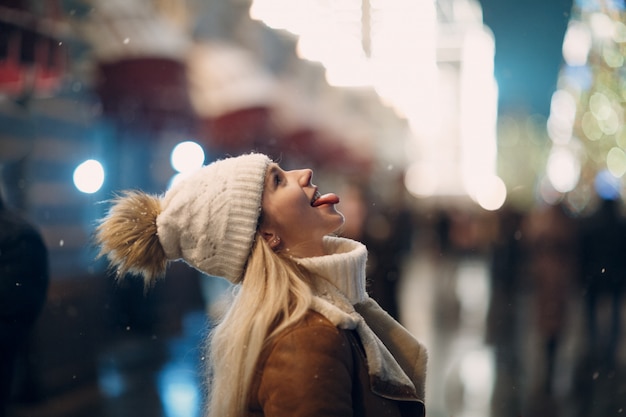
[205, 234, 314, 417]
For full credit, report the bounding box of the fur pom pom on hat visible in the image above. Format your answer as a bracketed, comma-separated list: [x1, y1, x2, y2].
[95, 153, 271, 286]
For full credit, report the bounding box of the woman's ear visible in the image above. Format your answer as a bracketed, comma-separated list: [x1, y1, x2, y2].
[260, 230, 281, 250]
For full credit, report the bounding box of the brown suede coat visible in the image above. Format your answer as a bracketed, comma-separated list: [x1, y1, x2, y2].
[247, 310, 426, 417]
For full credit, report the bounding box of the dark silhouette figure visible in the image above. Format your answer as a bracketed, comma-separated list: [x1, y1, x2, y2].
[0, 193, 49, 416]
[571, 197, 626, 417]
[579, 198, 625, 365]
[486, 206, 524, 417]
[527, 203, 579, 392]
[364, 203, 413, 321]
[363, 175, 414, 322]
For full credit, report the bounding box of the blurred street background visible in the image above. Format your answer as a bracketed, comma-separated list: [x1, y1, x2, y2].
[1, 0, 625, 416]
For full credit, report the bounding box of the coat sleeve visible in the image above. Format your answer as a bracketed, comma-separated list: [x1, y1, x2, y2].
[354, 297, 428, 400]
[257, 322, 354, 417]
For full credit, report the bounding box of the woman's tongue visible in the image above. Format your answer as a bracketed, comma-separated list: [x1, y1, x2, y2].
[312, 193, 340, 207]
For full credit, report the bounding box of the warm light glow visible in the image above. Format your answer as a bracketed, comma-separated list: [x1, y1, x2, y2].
[473, 175, 507, 211]
[602, 44, 624, 68]
[562, 21, 592, 66]
[255, 0, 439, 104]
[614, 21, 626, 43]
[255, 0, 374, 88]
[581, 111, 603, 141]
[460, 27, 498, 196]
[589, 12, 615, 39]
[73, 159, 105, 194]
[589, 92, 611, 120]
[547, 89, 576, 144]
[249, 0, 308, 34]
[370, 0, 438, 129]
[588, 93, 620, 136]
[606, 147, 626, 177]
[404, 162, 439, 197]
[547, 147, 581, 192]
[250, 0, 497, 200]
[297, 33, 372, 87]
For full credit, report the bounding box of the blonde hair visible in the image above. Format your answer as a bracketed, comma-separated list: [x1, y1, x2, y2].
[94, 191, 167, 288]
[205, 234, 314, 417]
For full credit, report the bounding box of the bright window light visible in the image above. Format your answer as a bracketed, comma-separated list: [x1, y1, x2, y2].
[73, 159, 105, 194]
[171, 141, 205, 173]
[249, 0, 309, 34]
[460, 27, 498, 192]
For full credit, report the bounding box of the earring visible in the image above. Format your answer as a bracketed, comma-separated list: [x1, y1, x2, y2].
[270, 236, 281, 248]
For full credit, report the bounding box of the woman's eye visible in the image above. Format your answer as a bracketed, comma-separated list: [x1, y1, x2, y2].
[273, 174, 282, 186]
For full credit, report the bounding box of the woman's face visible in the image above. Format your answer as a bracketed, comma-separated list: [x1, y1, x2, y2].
[259, 163, 345, 257]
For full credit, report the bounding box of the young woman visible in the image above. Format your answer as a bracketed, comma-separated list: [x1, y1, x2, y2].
[95, 153, 427, 417]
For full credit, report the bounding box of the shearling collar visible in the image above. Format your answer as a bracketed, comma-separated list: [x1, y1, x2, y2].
[296, 236, 368, 289]
[296, 236, 418, 399]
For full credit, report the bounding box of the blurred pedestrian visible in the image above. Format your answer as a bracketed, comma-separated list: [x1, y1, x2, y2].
[523, 202, 579, 397]
[486, 205, 524, 416]
[362, 174, 414, 321]
[579, 197, 625, 366]
[0, 189, 49, 416]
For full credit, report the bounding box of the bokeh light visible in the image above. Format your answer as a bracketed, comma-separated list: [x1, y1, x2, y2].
[606, 147, 626, 177]
[562, 21, 591, 66]
[170, 141, 205, 173]
[547, 147, 581, 193]
[547, 89, 576, 144]
[473, 175, 507, 211]
[73, 159, 105, 194]
[617, 128, 626, 149]
[614, 21, 626, 42]
[589, 11, 614, 39]
[157, 363, 200, 417]
[602, 44, 624, 68]
[404, 162, 439, 197]
[581, 111, 603, 141]
[594, 169, 622, 200]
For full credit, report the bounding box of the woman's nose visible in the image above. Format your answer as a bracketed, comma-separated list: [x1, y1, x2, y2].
[295, 169, 313, 187]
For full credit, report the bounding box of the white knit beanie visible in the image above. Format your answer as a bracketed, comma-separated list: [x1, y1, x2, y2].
[156, 153, 271, 284]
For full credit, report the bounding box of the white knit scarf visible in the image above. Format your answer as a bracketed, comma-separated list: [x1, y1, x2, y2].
[295, 236, 416, 393]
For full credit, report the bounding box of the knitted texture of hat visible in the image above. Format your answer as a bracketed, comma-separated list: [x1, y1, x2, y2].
[156, 153, 271, 283]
